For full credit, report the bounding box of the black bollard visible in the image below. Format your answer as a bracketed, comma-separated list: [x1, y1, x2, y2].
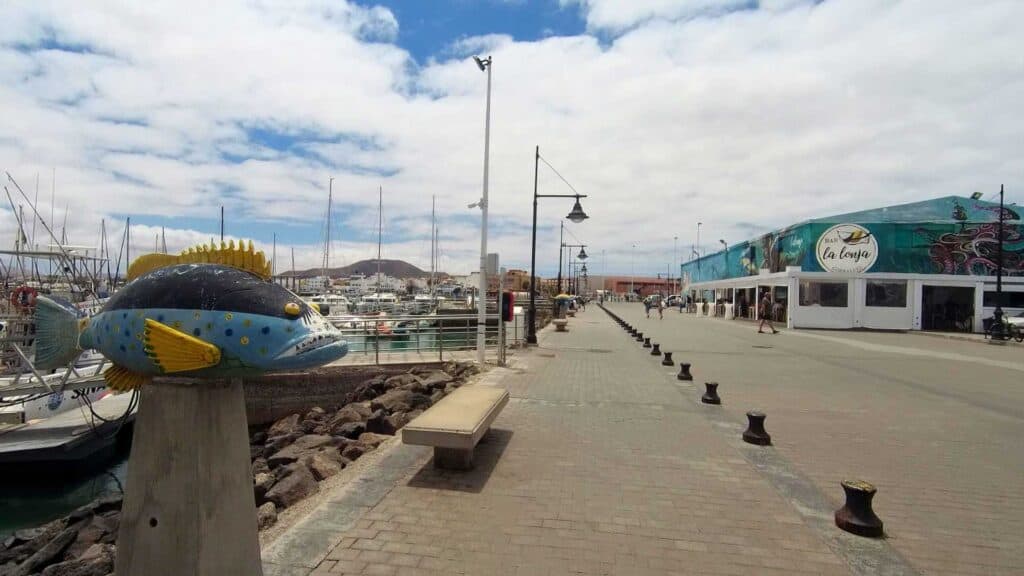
[742, 411, 771, 445]
[834, 480, 884, 537]
[677, 363, 693, 381]
[643, 337, 652, 348]
[701, 382, 721, 405]
[661, 352, 674, 366]
[650, 343, 661, 356]
[636, 332, 644, 342]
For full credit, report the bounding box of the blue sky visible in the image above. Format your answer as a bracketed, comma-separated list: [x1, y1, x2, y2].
[375, 0, 586, 63]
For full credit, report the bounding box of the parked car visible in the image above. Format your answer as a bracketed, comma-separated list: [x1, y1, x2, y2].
[665, 295, 682, 307]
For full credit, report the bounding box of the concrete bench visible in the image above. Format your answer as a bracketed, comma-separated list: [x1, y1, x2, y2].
[402, 385, 509, 470]
[553, 318, 569, 332]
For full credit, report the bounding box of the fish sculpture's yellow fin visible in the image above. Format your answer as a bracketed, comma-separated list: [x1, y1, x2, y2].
[126, 241, 271, 281]
[143, 319, 222, 373]
[104, 364, 150, 393]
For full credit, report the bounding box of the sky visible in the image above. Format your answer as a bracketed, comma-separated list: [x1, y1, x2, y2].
[1, 0, 1021, 278]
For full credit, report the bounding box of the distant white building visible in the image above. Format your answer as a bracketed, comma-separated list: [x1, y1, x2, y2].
[346, 272, 406, 294]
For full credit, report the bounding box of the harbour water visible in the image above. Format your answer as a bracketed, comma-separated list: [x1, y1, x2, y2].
[0, 447, 129, 540]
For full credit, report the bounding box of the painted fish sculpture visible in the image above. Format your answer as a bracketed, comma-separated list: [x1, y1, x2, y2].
[34, 242, 348, 391]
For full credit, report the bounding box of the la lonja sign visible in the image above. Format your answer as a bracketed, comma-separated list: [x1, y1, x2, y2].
[815, 223, 878, 273]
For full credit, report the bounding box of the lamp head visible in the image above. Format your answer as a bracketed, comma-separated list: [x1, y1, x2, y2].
[566, 195, 588, 223]
[473, 55, 490, 71]
[719, 239, 727, 246]
[577, 247, 588, 260]
[970, 191, 984, 200]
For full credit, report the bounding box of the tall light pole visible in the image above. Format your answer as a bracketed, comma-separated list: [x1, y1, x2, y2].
[473, 54, 492, 365]
[696, 222, 702, 282]
[630, 243, 636, 298]
[527, 147, 588, 345]
[673, 236, 678, 295]
[992, 184, 1006, 340]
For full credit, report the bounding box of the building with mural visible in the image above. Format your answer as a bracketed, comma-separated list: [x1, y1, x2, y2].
[680, 196, 1022, 332]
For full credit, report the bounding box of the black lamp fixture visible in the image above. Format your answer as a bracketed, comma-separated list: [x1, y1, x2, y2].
[567, 195, 589, 223]
[578, 246, 588, 260]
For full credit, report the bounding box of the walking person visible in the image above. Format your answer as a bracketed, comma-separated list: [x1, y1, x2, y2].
[657, 297, 665, 320]
[644, 296, 652, 318]
[758, 290, 778, 334]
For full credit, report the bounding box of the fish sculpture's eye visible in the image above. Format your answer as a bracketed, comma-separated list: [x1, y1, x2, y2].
[284, 302, 301, 316]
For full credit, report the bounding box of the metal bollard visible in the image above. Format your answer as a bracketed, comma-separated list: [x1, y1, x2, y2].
[643, 337, 652, 348]
[701, 382, 721, 404]
[677, 363, 693, 381]
[661, 351, 673, 366]
[636, 332, 644, 342]
[742, 411, 771, 445]
[835, 480, 884, 537]
[650, 343, 661, 356]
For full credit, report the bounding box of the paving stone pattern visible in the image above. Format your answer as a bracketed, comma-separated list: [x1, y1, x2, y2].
[608, 303, 1024, 576]
[310, 310, 852, 575]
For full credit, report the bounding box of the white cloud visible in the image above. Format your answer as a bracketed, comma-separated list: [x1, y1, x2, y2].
[562, 0, 757, 31]
[0, 0, 1021, 279]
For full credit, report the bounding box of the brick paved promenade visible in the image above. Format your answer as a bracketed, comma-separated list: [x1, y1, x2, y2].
[608, 303, 1024, 576]
[263, 304, 1021, 575]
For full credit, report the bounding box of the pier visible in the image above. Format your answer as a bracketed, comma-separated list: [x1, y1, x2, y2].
[259, 305, 1024, 575]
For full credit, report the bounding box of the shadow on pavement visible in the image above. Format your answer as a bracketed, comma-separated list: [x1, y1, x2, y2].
[405, 428, 513, 494]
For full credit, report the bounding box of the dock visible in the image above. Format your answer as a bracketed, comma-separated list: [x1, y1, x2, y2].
[0, 392, 135, 465]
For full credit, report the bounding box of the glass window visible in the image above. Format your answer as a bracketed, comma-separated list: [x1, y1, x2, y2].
[983, 291, 1024, 307]
[866, 281, 907, 307]
[799, 281, 848, 307]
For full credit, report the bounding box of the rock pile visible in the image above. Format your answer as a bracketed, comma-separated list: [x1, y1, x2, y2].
[248, 362, 477, 529]
[0, 361, 479, 576]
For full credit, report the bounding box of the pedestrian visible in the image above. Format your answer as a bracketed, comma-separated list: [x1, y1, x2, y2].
[758, 290, 778, 334]
[657, 297, 665, 319]
[644, 297, 651, 318]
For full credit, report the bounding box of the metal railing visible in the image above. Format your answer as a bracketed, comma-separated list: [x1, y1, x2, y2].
[327, 311, 526, 365]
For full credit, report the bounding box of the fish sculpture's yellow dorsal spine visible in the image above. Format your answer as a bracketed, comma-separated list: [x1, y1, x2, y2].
[126, 241, 272, 281]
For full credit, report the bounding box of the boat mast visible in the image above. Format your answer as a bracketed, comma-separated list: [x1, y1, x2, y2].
[430, 195, 436, 299]
[322, 177, 333, 282]
[376, 186, 382, 297]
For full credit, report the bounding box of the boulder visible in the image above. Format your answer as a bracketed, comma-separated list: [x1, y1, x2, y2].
[418, 370, 453, 390]
[257, 503, 278, 531]
[250, 431, 267, 445]
[327, 405, 371, 434]
[371, 390, 431, 414]
[267, 414, 301, 437]
[300, 419, 320, 434]
[364, 410, 396, 435]
[251, 457, 270, 476]
[262, 434, 296, 458]
[386, 412, 410, 431]
[358, 433, 391, 449]
[265, 464, 318, 508]
[12, 521, 82, 576]
[384, 373, 421, 390]
[253, 472, 276, 502]
[341, 443, 365, 460]
[266, 435, 333, 468]
[66, 513, 117, 559]
[305, 452, 343, 481]
[305, 406, 327, 421]
[38, 543, 113, 576]
[335, 422, 366, 440]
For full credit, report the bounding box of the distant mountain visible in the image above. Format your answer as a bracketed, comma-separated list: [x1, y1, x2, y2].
[280, 259, 442, 279]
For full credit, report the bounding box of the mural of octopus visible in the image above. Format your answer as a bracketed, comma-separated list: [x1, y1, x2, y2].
[917, 222, 1024, 276]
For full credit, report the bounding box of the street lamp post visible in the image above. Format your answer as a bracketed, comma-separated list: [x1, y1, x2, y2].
[630, 243, 636, 298]
[696, 222, 702, 282]
[673, 236, 678, 296]
[527, 146, 588, 345]
[992, 184, 1007, 341]
[472, 54, 492, 365]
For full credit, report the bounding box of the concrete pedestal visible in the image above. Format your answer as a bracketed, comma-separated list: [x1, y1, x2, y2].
[115, 377, 262, 576]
